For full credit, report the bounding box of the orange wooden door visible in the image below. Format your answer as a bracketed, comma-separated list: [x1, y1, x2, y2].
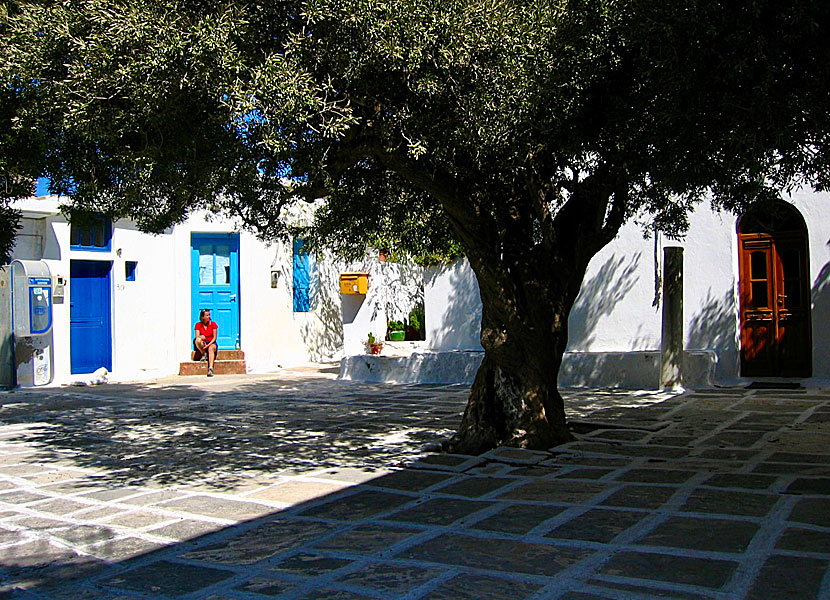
[739, 232, 811, 377]
[774, 235, 812, 376]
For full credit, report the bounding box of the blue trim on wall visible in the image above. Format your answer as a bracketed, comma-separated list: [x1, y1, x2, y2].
[293, 238, 311, 312]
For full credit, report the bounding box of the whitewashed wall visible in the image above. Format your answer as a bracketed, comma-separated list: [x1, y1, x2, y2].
[168, 215, 323, 373]
[9, 200, 353, 383]
[341, 256, 424, 356]
[9, 196, 432, 384]
[568, 220, 661, 353]
[681, 208, 740, 383]
[793, 189, 830, 380]
[10, 206, 180, 383]
[153, 216, 351, 375]
[424, 259, 483, 352]
[14, 188, 829, 387]
[422, 190, 830, 386]
[107, 221, 178, 380]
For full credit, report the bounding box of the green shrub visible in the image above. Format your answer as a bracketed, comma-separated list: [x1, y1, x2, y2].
[408, 305, 424, 332]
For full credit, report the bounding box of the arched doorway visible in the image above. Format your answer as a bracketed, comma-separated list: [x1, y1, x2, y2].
[738, 201, 812, 377]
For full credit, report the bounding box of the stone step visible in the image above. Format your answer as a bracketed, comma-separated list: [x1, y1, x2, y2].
[190, 349, 245, 361]
[179, 360, 247, 376]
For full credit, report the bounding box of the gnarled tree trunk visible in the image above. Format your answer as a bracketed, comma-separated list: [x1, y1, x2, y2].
[444, 264, 580, 454]
[437, 170, 628, 455]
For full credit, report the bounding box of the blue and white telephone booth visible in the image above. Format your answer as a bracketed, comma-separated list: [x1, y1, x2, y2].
[11, 260, 54, 386]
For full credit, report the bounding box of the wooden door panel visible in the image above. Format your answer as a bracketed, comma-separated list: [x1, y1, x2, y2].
[70, 260, 112, 374]
[778, 315, 811, 376]
[191, 234, 240, 350]
[742, 318, 775, 377]
[738, 230, 811, 378]
[739, 238, 775, 376]
[774, 237, 812, 377]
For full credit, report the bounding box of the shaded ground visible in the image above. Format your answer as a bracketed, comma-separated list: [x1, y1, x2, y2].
[0, 370, 827, 599]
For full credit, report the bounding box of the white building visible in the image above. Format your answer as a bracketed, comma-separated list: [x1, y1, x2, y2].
[345, 188, 830, 388]
[6, 196, 350, 384]
[8, 187, 830, 389]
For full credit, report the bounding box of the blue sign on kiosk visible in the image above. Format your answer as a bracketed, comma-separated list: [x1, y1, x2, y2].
[11, 260, 54, 386]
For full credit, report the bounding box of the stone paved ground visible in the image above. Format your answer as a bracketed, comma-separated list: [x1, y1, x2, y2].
[0, 369, 828, 599]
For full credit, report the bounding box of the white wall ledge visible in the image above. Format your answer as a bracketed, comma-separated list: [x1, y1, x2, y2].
[340, 349, 717, 389]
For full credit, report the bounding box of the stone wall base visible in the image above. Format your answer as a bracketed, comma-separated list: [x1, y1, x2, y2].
[339, 350, 716, 389]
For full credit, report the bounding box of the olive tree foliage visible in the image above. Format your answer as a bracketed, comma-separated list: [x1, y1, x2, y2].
[0, 81, 34, 261]
[3, 0, 830, 450]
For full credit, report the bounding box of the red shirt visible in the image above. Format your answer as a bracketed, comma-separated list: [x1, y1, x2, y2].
[195, 321, 218, 344]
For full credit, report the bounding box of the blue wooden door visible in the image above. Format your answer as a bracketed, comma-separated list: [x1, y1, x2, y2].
[191, 233, 240, 349]
[70, 260, 112, 374]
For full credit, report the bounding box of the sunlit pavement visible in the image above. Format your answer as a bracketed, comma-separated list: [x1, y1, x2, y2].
[0, 369, 828, 599]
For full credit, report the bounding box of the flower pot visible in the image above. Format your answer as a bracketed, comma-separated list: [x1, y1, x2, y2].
[389, 330, 405, 341]
[369, 343, 383, 355]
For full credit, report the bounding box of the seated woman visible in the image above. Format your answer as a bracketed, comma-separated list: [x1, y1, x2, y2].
[193, 309, 218, 377]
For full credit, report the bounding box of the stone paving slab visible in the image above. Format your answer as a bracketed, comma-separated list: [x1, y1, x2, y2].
[599, 551, 739, 589]
[0, 372, 827, 598]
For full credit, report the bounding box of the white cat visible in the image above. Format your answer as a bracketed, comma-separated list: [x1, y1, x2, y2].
[71, 367, 109, 386]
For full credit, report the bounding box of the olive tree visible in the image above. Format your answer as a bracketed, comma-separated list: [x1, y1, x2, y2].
[3, 0, 830, 451]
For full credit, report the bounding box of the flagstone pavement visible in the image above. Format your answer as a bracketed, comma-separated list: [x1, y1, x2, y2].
[0, 368, 828, 599]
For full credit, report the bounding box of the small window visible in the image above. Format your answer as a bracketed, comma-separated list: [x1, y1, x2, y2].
[750, 251, 767, 280]
[215, 245, 230, 284]
[125, 261, 137, 281]
[70, 213, 112, 251]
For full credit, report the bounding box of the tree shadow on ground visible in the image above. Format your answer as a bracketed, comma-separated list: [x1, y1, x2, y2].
[3, 385, 811, 600]
[0, 377, 467, 492]
[0, 385, 713, 599]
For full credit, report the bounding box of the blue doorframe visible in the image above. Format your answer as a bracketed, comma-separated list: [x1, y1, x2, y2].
[70, 260, 113, 374]
[191, 233, 240, 350]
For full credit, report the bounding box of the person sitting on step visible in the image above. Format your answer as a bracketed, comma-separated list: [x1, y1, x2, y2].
[193, 309, 218, 377]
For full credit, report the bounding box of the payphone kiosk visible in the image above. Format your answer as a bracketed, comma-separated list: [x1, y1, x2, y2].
[11, 260, 54, 386]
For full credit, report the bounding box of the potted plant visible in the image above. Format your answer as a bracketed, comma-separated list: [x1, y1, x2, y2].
[388, 320, 406, 341]
[366, 333, 383, 355]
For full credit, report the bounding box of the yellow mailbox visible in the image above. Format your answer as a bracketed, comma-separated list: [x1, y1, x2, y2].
[339, 272, 369, 295]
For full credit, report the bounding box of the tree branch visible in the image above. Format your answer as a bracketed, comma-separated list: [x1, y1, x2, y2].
[524, 155, 556, 253]
[598, 176, 628, 246]
[373, 146, 497, 257]
[298, 117, 380, 200]
[374, 145, 528, 346]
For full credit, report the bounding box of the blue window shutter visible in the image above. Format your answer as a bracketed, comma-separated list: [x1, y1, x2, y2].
[293, 238, 311, 312]
[70, 213, 112, 251]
